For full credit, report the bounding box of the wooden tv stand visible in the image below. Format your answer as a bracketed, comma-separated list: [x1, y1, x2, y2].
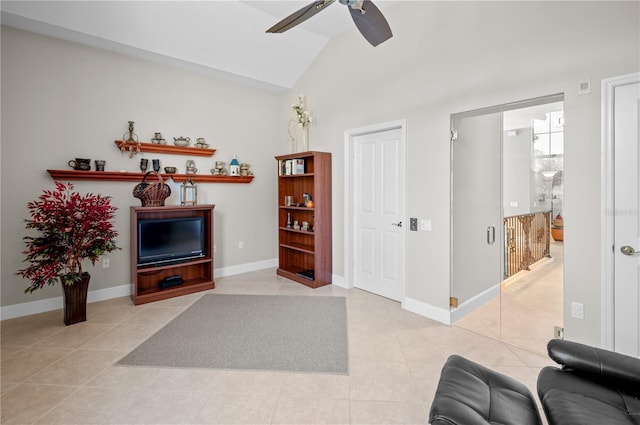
[130, 205, 215, 305]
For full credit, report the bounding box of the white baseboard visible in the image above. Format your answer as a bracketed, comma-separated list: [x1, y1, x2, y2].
[333, 276, 452, 325]
[331, 274, 347, 289]
[403, 297, 452, 325]
[1, 284, 131, 321]
[402, 285, 500, 326]
[1, 258, 279, 321]
[87, 284, 131, 303]
[449, 283, 500, 324]
[213, 258, 278, 278]
[1, 297, 63, 321]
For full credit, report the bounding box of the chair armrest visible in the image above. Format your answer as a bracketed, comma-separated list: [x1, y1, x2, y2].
[547, 339, 640, 391]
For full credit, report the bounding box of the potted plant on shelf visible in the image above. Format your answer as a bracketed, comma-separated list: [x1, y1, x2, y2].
[17, 181, 119, 325]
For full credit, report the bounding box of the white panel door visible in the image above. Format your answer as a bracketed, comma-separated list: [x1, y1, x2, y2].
[614, 81, 640, 356]
[354, 128, 404, 301]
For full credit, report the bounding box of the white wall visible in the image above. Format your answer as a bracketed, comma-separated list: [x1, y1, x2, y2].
[1, 26, 284, 310]
[284, 1, 639, 345]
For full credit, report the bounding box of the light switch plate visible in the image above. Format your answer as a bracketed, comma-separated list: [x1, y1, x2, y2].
[420, 219, 432, 231]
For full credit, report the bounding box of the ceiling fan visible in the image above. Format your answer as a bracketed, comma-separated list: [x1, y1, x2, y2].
[266, 0, 393, 47]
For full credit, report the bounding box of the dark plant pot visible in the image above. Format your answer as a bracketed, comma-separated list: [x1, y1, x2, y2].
[61, 272, 90, 325]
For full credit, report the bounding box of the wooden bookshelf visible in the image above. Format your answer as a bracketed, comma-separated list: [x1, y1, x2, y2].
[275, 151, 332, 288]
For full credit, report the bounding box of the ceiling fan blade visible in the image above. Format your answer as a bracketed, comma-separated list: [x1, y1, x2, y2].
[348, 0, 392, 46]
[266, 0, 336, 33]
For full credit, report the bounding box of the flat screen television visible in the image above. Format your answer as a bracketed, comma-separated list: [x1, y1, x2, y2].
[137, 216, 205, 265]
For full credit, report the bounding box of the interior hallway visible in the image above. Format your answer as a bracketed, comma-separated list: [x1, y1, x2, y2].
[456, 240, 564, 355]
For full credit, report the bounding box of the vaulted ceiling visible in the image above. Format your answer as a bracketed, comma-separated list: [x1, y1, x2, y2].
[1, 0, 396, 92]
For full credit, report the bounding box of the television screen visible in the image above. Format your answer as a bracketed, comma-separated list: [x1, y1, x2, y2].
[138, 217, 205, 265]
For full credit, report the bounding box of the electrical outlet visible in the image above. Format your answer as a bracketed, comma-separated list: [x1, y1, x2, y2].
[410, 218, 418, 231]
[571, 302, 584, 319]
[102, 257, 110, 268]
[554, 326, 564, 339]
[214, 244, 217, 253]
[238, 241, 244, 250]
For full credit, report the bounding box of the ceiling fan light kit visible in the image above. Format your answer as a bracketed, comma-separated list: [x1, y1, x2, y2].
[266, 0, 392, 47]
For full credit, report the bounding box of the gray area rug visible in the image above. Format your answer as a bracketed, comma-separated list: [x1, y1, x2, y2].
[118, 294, 349, 374]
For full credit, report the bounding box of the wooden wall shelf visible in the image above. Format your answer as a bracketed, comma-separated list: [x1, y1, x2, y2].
[168, 174, 254, 184]
[47, 170, 254, 184]
[114, 140, 216, 157]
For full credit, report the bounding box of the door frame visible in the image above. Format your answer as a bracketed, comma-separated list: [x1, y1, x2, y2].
[344, 119, 407, 303]
[449, 94, 563, 323]
[601, 72, 640, 350]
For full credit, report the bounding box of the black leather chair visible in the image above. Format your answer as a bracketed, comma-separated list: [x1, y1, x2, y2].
[428, 354, 542, 425]
[537, 339, 640, 425]
[429, 340, 640, 425]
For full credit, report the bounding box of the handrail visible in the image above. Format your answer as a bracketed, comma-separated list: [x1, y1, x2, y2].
[504, 211, 551, 278]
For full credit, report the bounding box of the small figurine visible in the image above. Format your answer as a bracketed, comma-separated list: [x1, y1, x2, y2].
[230, 156, 240, 176]
[185, 159, 197, 174]
[303, 193, 313, 207]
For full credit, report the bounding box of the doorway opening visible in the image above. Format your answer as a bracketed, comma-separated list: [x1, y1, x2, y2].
[452, 97, 564, 355]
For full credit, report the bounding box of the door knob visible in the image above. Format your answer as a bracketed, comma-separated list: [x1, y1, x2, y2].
[392, 221, 402, 227]
[620, 245, 640, 256]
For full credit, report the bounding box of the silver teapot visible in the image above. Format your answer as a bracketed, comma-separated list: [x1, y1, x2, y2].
[173, 137, 190, 147]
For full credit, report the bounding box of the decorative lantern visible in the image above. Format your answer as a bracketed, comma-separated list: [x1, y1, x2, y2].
[230, 156, 240, 176]
[180, 177, 197, 205]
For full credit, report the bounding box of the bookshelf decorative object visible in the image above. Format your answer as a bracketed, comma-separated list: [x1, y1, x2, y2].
[275, 151, 332, 288]
[46, 140, 253, 183]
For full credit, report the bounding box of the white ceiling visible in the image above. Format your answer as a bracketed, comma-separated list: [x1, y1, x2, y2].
[1, 0, 396, 92]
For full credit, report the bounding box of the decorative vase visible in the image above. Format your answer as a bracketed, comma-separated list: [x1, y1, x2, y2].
[551, 227, 564, 241]
[62, 272, 90, 325]
[288, 137, 296, 154]
[300, 125, 309, 152]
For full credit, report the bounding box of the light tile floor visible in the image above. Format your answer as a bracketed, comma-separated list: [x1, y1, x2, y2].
[456, 240, 564, 356]
[2, 267, 555, 424]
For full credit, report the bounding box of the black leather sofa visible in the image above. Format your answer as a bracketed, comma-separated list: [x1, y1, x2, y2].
[429, 339, 640, 425]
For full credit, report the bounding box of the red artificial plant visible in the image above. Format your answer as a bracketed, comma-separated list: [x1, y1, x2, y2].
[17, 181, 119, 293]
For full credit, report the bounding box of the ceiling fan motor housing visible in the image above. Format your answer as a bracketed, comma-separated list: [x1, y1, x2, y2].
[339, 0, 365, 13]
